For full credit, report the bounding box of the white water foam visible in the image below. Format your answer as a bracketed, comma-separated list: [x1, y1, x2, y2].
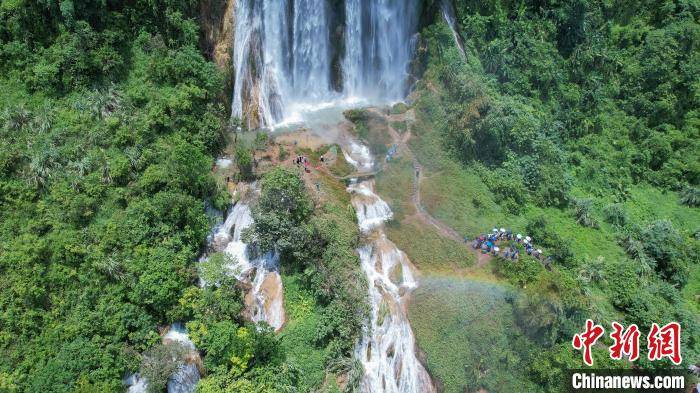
[202, 192, 285, 331]
[124, 323, 200, 393]
[231, 0, 421, 129]
[343, 141, 435, 393]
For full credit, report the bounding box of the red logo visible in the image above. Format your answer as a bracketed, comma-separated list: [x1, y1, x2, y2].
[609, 322, 640, 362]
[573, 321, 682, 366]
[572, 319, 605, 366]
[647, 322, 682, 365]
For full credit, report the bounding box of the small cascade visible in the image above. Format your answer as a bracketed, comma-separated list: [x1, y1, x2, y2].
[347, 180, 393, 233]
[440, 0, 466, 60]
[163, 324, 201, 393]
[124, 374, 147, 393]
[124, 324, 200, 393]
[343, 141, 435, 393]
[203, 188, 286, 331]
[342, 141, 374, 172]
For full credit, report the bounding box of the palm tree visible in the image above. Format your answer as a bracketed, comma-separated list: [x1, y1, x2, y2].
[89, 83, 123, 120]
[24, 143, 59, 188]
[95, 255, 126, 281]
[3, 105, 32, 131]
[680, 187, 699, 207]
[577, 256, 607, 285]
[572, 198, 598, 228]
[31, 106, 53, 134]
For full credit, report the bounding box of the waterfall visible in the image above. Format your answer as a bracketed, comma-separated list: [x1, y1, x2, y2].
[207, 189, 286, 331]
[343, 0, 420, 99]
[343, 143, 435, 393]
[124, 324, 200, 393]
[440, 0, 466, 60]
[231, 0, 421, 129]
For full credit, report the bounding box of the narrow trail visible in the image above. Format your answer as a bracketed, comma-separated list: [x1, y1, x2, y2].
[374, 108, 462, 242]
[376, 108, 492, 267]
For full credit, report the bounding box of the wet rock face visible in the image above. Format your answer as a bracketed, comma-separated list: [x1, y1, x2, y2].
[199, 0, 236, 105]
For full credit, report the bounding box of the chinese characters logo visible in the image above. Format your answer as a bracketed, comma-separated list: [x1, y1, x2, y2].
[572, 319, 682, 366]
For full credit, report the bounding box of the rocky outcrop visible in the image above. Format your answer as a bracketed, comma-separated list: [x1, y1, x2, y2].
[199, 0, 236, 106]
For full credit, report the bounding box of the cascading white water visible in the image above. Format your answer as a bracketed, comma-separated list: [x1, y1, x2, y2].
[440, 0, 466, 60]
[342, 141, 374, 172]
[347, 181, 393, 233]
[343, 0, 420, 99]
[206, 191, 286, 331]
[124, 324, 200, 393]
[163, 324, 201, 393]
[231, 0, 421, 128]
[343, 144, 434, 393]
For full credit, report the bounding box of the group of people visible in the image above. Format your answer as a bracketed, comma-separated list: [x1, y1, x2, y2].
[471, 227, 551, 266]
[294, 155, 311, 173]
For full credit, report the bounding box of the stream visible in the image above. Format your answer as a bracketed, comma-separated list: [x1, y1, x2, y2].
[125, 187, 285, 393]
[344, 144, 435, 393]
[208, 188, 286, 331]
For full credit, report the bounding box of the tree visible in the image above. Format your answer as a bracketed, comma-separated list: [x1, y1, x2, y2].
[200, 252, 235, 286]
[140, 343, 189, 393]
[245, 168, 313, 258]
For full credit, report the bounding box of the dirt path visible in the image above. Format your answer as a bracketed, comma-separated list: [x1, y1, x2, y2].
[375, 108, 492, 267]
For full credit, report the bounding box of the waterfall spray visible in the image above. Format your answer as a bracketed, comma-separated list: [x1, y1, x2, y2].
[231, 0, 421, 129]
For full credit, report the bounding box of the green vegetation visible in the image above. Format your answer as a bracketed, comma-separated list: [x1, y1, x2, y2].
[405, 0, 700, 390]
[2, 0, 698, 391]
[0, 1, 232, 390]
[408, 276, 539, 392]
[0, 3, 364, 392]
[239, 168, 366, 391]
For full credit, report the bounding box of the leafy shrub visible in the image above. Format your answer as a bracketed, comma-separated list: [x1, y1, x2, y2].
[390, 102, 409, 114]
[235, 145, 253, 180]
[254, 132, 269, 150]
[603, 203, 628, 227]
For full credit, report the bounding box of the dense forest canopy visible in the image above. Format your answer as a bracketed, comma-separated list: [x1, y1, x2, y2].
[0, 1, 231, 391]
[0, 0, 698, 392]
[409, 0, 699, 390]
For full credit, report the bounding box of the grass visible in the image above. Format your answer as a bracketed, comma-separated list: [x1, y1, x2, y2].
[623, 184, 700, 234]
[375, 157, 415, 221]
[682, 264, 700, 312]
[420, 163, 517, 237]
[375, 157, 474, 272]
[523, 205, 627, 263]
[386, 218, 473, 272]
[408, 275, 538, 393]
